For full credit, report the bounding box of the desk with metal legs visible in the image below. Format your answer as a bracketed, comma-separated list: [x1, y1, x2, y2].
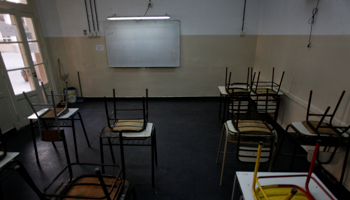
[0, 152, 20, 198]
[0, 152, 19, 169]
[28, 108, 90, 164]
[231, 171, 337, 200]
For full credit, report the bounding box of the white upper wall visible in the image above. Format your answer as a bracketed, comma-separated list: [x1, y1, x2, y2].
[258, 0, 350, 35]
[35, 0, 262, 37]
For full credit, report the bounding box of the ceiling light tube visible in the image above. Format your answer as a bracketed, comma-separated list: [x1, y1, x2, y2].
[107, 15, 170, 21]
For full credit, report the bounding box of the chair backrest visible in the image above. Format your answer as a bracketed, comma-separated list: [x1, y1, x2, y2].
[104, 88, 148, 132]
[0, 128, 7, 161]
[228, 87, 251, 119]
[254, 88, 280, 121]
[230, 94, 275, 163]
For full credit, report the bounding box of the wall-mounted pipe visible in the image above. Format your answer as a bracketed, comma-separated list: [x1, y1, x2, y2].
[89, 0, 96, 32]
[84, 0, 91, 33]
[94, 0, 99, 31]
[241, 0, 247, 33]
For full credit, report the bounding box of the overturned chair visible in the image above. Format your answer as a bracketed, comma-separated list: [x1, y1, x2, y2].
[3, 150, 136, 199]
[23, 82, 90, 164]
[100, 89, 158, 187]
[252, 141, 335, 200]
[273, 90, 350, 183]
[216, 88, 277, 186]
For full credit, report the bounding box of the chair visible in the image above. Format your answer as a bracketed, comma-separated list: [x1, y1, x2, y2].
[23, 82, 90, 164]
[251, 67, 285, 95]
[2, 155, 136, 199]
[216, 89, 277, 186]
[250, 68, 283, 120]
[222, 70, 252, 121]
[252, 141, 335, 200]
[0, 129, 7, 161]
[225, 67, 252, 93]
[273, 90, 350, 183]
[219, 67, 252, 121]
[100, 89, 157, 187]
[253, 87, 280, 121]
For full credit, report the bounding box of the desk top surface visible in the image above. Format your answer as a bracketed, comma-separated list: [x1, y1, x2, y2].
[235, 171, 336, 200]
[28, 108, 79, 120]
[0, 152, 19, 169]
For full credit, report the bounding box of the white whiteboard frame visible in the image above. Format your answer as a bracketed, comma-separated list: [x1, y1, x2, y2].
[104, 20, 180, 68]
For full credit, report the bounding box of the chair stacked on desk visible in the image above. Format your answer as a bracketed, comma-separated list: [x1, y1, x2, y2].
[220, 67, 285, 123]
[23, 82, 90, 164]
[251, 67, 285, 120]
[219, 67, 252, 123]
[5, 84, 137, 199]
[216, 75, 278, 185]
[99, 89, 158, 187]
[272, 90, 350, 184]
[3, 145, 136, 199]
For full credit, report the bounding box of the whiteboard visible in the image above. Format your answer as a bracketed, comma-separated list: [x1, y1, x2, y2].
[104, 20, 180, 67]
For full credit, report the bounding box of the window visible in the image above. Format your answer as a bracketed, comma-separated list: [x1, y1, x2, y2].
[0, 0, 27, 5]
[0, 13, 47, 95]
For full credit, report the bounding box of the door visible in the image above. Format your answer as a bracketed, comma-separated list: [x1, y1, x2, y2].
[0, 10, 49, 129]
[0, 74, 18, 132]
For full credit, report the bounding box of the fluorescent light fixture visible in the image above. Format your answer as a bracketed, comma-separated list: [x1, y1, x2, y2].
[107, 15, 170, 21]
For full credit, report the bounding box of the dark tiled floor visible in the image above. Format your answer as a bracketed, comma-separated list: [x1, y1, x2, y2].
[1, 98, 349, 199]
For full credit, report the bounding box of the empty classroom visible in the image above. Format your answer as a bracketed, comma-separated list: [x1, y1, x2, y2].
[0, 0, 350, 199]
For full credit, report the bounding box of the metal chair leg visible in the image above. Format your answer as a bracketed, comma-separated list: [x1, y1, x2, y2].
[151, 135, 155, 187]
[219, 93, 223, 119]
[100, 137, 105, 174]
[77, 112, 91, 147]
[271, 124, 290, 168]
[108, 138, 116, 164]
[220, 134, 229, 186]
[340, 139, 350, 183]
[30, 120, 40, 164]
[222, 96, 227, 124]
[119, 132, 126, 180]
[216, 124, 226, 164]
[71, 117, 79, 163]
[153, 127, 158, 166]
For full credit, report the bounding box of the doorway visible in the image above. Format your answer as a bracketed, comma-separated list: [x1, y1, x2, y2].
[0, 1, 53, 132]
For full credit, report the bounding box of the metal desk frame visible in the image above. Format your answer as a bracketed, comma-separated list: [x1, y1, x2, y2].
[28, 108, 90, 164]
[232, 171, 337, 200]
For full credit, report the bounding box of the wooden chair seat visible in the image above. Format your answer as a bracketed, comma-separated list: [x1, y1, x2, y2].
[41, 108, 70, 118]
[254, 88, 277, 95]
[302, 121, 338, 136]
[255, 187, 308, 200]
[229, 120, 272, 134]
[112, 119, 145, 132]
[290, 122, 348, 138]
[228, 88, 250, 95]
[62, 177, 122, 199]
[101, 123, 153, 139]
